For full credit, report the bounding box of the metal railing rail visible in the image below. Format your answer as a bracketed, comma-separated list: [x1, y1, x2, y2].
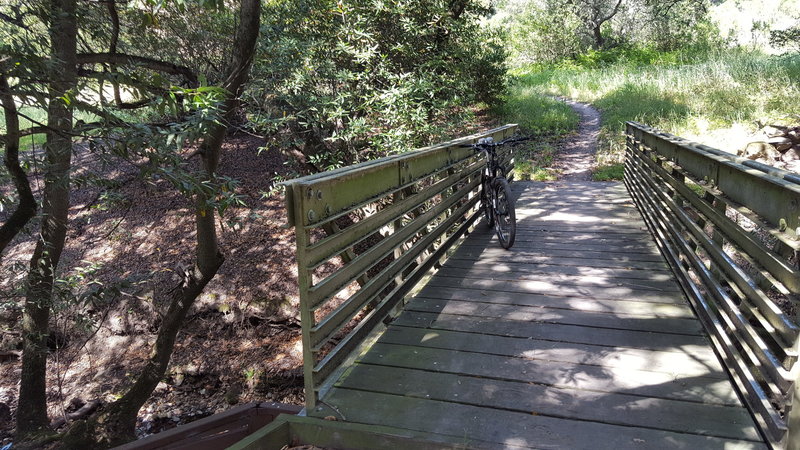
[283, 124, 518, 412]
[625, 121, 800, 448]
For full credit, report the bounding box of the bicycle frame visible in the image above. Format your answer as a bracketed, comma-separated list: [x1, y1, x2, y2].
[462, 135, 525, 249]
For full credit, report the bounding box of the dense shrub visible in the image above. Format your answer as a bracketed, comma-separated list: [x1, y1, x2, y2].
[249, 0, 507, 172]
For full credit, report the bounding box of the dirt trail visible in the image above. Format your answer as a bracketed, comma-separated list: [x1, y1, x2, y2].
[554, 98, 601, 181]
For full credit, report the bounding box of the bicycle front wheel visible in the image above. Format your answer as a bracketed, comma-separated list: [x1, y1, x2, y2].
[492, 178, 516, 249]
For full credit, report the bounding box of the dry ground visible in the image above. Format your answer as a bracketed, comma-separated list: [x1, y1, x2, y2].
[0, 134, 307, 442]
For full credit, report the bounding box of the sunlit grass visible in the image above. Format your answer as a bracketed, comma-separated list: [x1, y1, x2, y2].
[592, 164, 624, 181]
[1, 106, 102, 150]
[513, 140, 559, 181]
[494, 82, 578, 134]
[496, 77, 578, 182]
[514, 49, 800, 166]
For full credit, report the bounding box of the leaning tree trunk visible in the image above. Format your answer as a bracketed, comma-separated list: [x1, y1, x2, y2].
[69, 1, 262, 447]
[0, 75, 37, 255]
[16, 0, 77, 440]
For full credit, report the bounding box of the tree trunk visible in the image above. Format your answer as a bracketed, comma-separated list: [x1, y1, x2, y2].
[592, 24, 605, 49]
[16, 0, 77, 440]
[0, 75, 37, 255]
[68, 1, 262, 446]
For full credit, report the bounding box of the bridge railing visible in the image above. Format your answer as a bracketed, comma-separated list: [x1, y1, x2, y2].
[283, 124, 518, 412]
[625, 121, 800, 448]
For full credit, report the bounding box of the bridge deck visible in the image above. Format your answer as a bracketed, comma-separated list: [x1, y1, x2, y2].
[312, 181, 765, 449]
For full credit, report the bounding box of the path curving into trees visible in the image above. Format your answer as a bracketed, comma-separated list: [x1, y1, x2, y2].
[554, 98, 601, 181]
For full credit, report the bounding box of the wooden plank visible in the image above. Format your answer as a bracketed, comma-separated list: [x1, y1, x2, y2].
[378, 326, 726, 377]
[415, 285, 694, 318]
[514, 197, 634, 205]
[422, 276, 686, 304]
[488, 232, 657, 249]
[434, 266, 682, 293]
[336, 364, 759, 441]
[474, 229, 656, 243]
[512, 223, 651, 233]
[403, 298, 704, 335]
[514, 203, 643, 216]
[357, 342, 741, 405]
[393, 311, 711, 352]
[513, 182, 630, 196]
[470, 238, 662, 254]
[451, 246, 670, 269]
[513, 211, 646, 225]
[514, 197, 634, 206]
[320, 389, 764, 449]
[442, 258, 673, 281]
[455, 244, 666, 262]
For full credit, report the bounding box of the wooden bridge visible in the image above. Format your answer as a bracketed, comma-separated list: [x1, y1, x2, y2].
[232, 124, 800, 449]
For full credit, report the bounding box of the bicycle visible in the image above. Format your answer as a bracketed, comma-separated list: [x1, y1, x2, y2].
[461, 135, 528, 249]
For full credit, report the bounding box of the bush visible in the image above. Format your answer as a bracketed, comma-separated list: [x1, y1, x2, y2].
[250, 0, 507, 172]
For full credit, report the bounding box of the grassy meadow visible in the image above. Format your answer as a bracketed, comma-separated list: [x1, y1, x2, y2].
[504, 49, 800, 180]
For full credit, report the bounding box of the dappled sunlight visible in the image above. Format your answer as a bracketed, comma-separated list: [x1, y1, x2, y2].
[421, 332, 440, 343]
[307, 181, 766, 447]
[502, 438, 532, 449]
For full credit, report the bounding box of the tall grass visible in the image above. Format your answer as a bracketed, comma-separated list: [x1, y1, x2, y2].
[514, 50, 800, 168]
[494, 79, 579, 180]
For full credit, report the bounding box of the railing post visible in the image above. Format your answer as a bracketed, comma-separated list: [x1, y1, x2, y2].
[291, 182, 317, 412]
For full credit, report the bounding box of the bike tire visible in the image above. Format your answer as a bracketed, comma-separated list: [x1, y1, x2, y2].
[492, 177, 516, 249]
[481, 176, 494, 228]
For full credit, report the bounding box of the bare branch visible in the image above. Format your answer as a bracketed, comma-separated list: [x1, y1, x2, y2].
[599, 0, 624, 24]
[76, 53, 198, 86]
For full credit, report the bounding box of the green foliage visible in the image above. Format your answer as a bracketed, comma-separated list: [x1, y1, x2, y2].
[494, 81, 578, 134]
[771, 26, 800, 52]
[503, 0, 584, 66]
[250, 0, 507, 171]
[592, 163, 623, 181]
[513, 141, 560, 181]
[500, 0, 714, 65]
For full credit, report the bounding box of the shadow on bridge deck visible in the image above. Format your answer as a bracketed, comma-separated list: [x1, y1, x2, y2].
[309, 181, 765, 449]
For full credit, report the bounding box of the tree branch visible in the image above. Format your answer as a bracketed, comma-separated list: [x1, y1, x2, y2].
[76, 53, 198, 86]
[0, 75, 37, 256]
[599, 0, 624, 24]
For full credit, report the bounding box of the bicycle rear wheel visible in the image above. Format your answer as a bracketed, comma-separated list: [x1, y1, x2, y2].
[481, 175, 494, 228]
[492, 178, 516, 249]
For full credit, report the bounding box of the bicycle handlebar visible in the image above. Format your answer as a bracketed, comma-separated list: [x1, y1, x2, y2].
[458, 135, 531, 149]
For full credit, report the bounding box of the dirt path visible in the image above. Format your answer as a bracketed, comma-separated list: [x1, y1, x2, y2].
[554, 98, 601, 181]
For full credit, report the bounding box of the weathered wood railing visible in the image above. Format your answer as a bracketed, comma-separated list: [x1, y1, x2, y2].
[625, 121, 800, 449]
[283, 124, 517, 412]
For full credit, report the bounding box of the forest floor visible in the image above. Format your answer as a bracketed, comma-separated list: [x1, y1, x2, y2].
[0, 134, 308, 443]
[0, 112, 498, 444]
